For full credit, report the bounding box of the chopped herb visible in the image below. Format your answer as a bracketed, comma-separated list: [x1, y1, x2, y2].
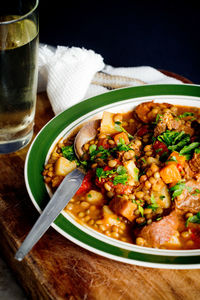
[153, 114, 163, 124]
[141, 158, 147, 164]
[114, 122, 134, 139]
[89, 144, 97, 154]
[87, 194, 92, 198]
[193, 189, 200, 196]
[179, 142, 200, 159]
[62, 145, 76, 161]
[157, 130, 190, 152]
[166, 156, 177, 163]
[156, 130, 200, 160]
[170, 181, 186, 200]
[186, 211, 200, 227]
[90, 146, 111, 160]
[177, 112, 194, 119]
[62, 145, 85, 167]
[134, 168, 139, 181]
[96, 167, 116, 180]
[147, 194, 159, 211]
[116, 165, 127, 175]
[159, 195, 165, 200]
[96, 165, 128, 185]
[116, 138, 132, 152]
[195, 148, 200, 154]
[117, 217, 120, 221]
[156, 217, 162, 221]
[113, 173, 128, 185]
[138, 205, 144, 217]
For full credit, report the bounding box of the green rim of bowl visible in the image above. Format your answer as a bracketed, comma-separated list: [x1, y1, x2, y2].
[26, 84, 200, 268]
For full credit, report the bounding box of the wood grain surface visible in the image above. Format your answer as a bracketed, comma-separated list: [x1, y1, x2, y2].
[0, 80, 200, 300]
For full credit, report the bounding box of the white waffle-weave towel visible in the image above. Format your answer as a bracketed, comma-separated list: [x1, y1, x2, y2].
[38, 44, 182, 115]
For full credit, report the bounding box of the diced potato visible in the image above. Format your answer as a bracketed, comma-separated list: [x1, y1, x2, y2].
[163, 232, 181, 248]
[123, 160, 139, 186]
[54, 157, 76, 176]
[102, 205, 120, 226]
[86, 190, 104, 205]
[100, 111, 119, 135]
[153, 182, 171, 208]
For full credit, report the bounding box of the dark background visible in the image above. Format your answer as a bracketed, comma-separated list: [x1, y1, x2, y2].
[39, 0, 200, 83]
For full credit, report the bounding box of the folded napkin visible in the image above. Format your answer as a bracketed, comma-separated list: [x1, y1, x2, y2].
[38, 44, 182, 115]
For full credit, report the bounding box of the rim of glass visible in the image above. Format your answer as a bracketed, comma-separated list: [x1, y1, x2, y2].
[0, 0, 39, 25]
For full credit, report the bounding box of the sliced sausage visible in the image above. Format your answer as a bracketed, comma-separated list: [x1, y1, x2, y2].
[175, 180, 200, 214]
[138, 211, 185, 248]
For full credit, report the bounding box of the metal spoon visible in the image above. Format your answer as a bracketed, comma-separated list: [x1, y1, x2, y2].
[15, 168, 85, 261]
[15, 120, 100, 261]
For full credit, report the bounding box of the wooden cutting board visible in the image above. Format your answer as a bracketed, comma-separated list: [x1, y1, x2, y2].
[1, 76, 200, 300]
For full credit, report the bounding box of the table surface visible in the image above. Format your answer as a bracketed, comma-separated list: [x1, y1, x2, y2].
[0, 75, 200, 300]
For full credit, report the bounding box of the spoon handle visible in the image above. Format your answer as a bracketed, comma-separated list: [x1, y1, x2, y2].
[15, 168, 84, 261]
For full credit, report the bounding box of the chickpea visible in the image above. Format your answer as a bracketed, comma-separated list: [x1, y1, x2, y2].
[163, 108, 171, 113]
[154, 171, 160, 179]
[111, 232, 119, 238]
[135, 209, 140, 216]
[98, 133, 107, 139]
[136, 217, 145, 224]
[150, 163, 159, 173]
[67, 203, 74, 210]
[146, 213, 152, 219]
[104, 182, 111, 191]
[124, 150, 135, 160]
[80, 201, 90, 209]
[84, 143, 89, 151]
[135, 139, 142, 147]
[108, 139, 115, 145]
[146, 151, 153, 156]
[144, 144, 152, 152]
[146, 169, 153, 177]
[108, 159, 117, 168]
[143, 138, 149, 143]
[140, 175, 147, 183]
[149, 177, 156, 185]
[84, 215, 91, 222]
[145, 180, 151, 189]
[91, 163, 98, 169]
[119, 223, 126, 230]
[105, 231, 111, 237]
[88, 219, 94, 226]
[147, 219, 152, 225]
[78, 212, 85, 218]
[186, 240, 194, 247]
[107, 191, 114, 198]
[135, 191, 144, 199]
[136, 237, 145, 246]
[99, 225, 106, 232]
[151, 108, 159, 115]
[181, 231, 190, 239]
[112, 226, 119, 233]
[185, 212, 193, 219]
[90, 205, 96, 211]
